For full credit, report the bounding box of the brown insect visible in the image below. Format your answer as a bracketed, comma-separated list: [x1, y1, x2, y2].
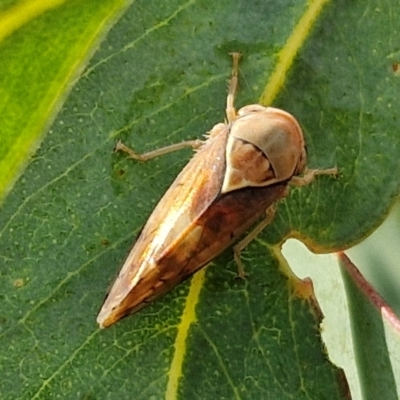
[97, 53, 337, 328]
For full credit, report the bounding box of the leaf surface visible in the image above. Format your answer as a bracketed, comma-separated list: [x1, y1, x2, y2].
[0, 0, 128, 202]
[1, 0, 400, 398]
[339, 253, 400, 399]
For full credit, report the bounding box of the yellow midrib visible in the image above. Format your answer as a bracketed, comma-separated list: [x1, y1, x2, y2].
[165, 269, 206, 399]
[165, 1, 331, 398]
[260, 0, 330, 105]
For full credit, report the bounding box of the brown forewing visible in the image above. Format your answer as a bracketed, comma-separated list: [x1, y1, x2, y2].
[98, 125, 288, 327]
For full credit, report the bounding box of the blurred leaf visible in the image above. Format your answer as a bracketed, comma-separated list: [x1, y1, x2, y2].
[339, 253, 400, 400]
[0, 0, 128, 203]
[1, 0, 400, 398]
[284, 240, 363, 399]
[347, 200, 400, 316]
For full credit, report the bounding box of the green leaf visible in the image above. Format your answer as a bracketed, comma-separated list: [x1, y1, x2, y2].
[1, 0, 400, 399]
[347, 201, 400, 317]
[283, 240, 363, 399]
[339, 253, 400, 400]
[0, 0, 128, 203]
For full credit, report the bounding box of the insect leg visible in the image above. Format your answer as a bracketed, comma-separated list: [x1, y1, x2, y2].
[116, 54, 241, 162]
[233, 204, 277, 278]
[226, 52, 241, 123]
[290, 167, 338, 187]
[115, 139, 203, 162]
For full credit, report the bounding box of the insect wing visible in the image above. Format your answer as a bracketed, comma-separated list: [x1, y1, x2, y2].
[97, 124, 230, 327]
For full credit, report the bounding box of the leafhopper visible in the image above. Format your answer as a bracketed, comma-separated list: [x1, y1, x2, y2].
[97, 53, 337, 328]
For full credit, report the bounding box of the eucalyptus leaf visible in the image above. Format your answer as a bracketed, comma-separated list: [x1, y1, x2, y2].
[1, 0, 399, 399]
